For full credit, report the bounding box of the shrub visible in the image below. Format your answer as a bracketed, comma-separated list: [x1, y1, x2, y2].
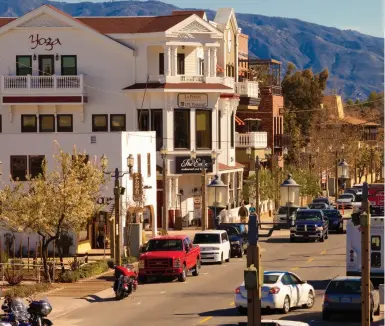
[158, 228, 168, 236]
[58, 270, 80, 283]
[58, 260, 108, 283]
[4, 268, 23, 286]
[6, 283, 52, 298]
[0, 251, 9, 264]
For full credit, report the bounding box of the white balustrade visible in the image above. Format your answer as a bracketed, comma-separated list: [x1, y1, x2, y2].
[235, 132, 267, 148]
[179, 75, 204, 82]
[222, 77, 235, 89]
[235, 81, 259, 97]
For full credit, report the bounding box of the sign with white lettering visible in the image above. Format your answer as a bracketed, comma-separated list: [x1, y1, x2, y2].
[133, 173, 143, 202]
[178, 93, 208, 109]
[175, 156, 213, 174]
[29, 34, 62, 51]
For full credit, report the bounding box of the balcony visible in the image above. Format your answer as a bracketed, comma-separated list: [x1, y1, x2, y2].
[147, 75, 235, 88]
[235, 81, 259, 98]
[235, 132, 267, 149]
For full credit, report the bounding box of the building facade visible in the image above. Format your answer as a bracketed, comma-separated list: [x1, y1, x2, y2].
[0, 5, 250, 236]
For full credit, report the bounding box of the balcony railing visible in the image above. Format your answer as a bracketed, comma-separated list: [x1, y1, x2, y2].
[235, 81, 259, 98]
[235, 132, 267, 148]
[147, 74, 236, 88]
[1, 75, 84, 94]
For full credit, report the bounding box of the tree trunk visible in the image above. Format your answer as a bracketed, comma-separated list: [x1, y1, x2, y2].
[41, 237, 54, 283]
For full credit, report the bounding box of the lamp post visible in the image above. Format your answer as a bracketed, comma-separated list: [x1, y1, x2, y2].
[191, 149, 218, 230]
[160, 146, 168, 233]
[101, 154, 134, 266]
[329, 144, 345, 197]
[207, 175, 227, 229]
[337, 159, 350, 192]
[280, 174, 300, 225]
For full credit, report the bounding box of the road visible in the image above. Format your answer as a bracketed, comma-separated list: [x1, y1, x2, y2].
[51, 218, 384, 326]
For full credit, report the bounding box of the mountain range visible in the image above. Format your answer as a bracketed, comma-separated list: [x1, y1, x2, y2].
[0, 0, 383, 99]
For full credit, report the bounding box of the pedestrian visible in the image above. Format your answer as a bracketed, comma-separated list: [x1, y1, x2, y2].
[238, 201, 249, 224]
[249, 203, 261, 229]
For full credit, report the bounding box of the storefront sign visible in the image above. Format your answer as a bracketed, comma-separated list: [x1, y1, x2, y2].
[133, 173, 143, 202]
[178, 93, 208, 109]
[175, 156, 213, 174]
[29, 34, 62, 51]
[96, 197, 114, 205]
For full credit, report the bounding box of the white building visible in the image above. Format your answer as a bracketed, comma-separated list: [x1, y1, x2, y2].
[0, 5, 254, 238]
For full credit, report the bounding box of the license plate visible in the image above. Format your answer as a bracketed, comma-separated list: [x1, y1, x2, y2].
[340, 297, 351, 303]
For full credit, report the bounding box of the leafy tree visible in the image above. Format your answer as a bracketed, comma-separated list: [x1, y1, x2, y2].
[246, 168, 275, 215]
[0, 143, 107, 282]
[356, 146, 371, 183]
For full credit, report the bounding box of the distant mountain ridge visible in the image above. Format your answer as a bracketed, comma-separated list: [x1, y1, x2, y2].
[0, 0, 383, 99]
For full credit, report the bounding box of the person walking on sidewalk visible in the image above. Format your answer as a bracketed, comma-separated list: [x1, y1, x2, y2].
[238, 201, 249, 224]
[248, 203, 261, 229]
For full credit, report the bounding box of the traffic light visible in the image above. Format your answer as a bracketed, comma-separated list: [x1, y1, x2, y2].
[244, 264, 258, 290]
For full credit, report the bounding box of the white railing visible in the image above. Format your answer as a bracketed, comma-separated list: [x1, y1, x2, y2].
[222, 76, 235, 89]
[179, 75, 204, 82]
[235, 81, 259, 97]
[1, 75, 84, 92]
[235, 132, 267, 148]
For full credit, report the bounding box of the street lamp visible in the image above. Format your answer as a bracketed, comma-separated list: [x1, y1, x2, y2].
[207, 175, 228, 229]
[100, 154, 134, 266]
[160, 146, 168, 233]
[280, 174, 300, 224]
[329, 144, 345, 197]
[337, 159, 350, 191]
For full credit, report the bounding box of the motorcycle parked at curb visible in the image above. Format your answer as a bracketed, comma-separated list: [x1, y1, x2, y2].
[107, 260, 138, 300]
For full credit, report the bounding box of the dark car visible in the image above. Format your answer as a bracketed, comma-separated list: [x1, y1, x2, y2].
[322, 209, 343, 233]
[322, 276, 380, 321]
[313, 197, 332, 206]
[308, 202, 329, 210]
[217, 224, 248, 257]
[290, 209, 329, 242]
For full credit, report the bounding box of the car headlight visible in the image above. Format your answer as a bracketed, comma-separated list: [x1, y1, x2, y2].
[173, 258, 181, 268]
[316, 226, 324, 231]
[231, 241, 240, 245]
[138, 260, 145, 269]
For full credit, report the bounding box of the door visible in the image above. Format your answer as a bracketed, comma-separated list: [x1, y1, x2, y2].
[288, 273, 304, 306]
[183, 238, 193, 269]
[38, 55, 55, 88]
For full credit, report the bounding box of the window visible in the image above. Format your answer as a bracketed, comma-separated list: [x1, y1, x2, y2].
[218, 111, 221, 149]
[57, 114, 73, 132]
[61, 55, 77, 75]
[159, 53, 164, 75]
[147, 153, 151, 177]
[193, 233, 220, 244]
[196, 110, 212, 149]
[138, 110, 149, 131]
[10, 156, 27, 181]
[288, 273, 301, 284]
[174, 110, 190, 149]
[230, 112, 234, 148]
[177, 53, 185, 75]
[110, 114, 126, 132]
[39, 115, 55, 132]
[281, 274, 291, 285]
[29, 156, 45, 178]
[16, 56, 32, 76]
[137, 154, 141, 174]
[371, 236, 381, 251]
[92, 114, 108, 132]
[151, 109, 163, 151]
[21, 115, 37, 132]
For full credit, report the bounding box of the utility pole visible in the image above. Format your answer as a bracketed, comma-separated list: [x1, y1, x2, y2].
[335, 151, 339, 198]
[361, 182, 371, 326]
[201, 162, 207, 231]
[113, 168, 121, 266]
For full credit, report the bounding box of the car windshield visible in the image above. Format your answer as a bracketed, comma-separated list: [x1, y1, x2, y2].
[264, 274, 279, 284]
[146, 239, 183, 251]
[193, 233, 221, 244]
[278, 207, 298, 215]
[296, 211, 322, 221]
[326, 280, 361, 294]
[339, 194, 353, 199]
[309, 203, 326, 209]
[323, 211, 339, 219]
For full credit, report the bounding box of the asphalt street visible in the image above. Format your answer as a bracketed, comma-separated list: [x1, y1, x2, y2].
[52, 217, 384, 326]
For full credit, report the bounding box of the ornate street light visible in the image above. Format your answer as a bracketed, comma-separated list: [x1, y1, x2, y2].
[127, 154, 134, 173]
[338, 159, 350, 190]
[207, 175, 228, 229]
[280, 174, 301, 225]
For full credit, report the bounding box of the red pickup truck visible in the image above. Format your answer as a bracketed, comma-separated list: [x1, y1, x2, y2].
[138, 235, 201, 283]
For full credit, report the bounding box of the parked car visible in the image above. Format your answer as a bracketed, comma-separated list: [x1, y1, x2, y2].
[312, 197, 333, 207]
[260, 321, 310, 326]
[336, 193, 355, 208]
[290, 209, 329, 242]
[235, 271, 315, 314]
[308, 202, 329, 210]
[273, 206, 301, 225]
[322, 276, 380, 321]
[322, 209, 344, 233]
[193, 230, 231, 264]
[138, 235, 201, 283]
[217, 224, 247, 257]
[345, 188, 358, 196]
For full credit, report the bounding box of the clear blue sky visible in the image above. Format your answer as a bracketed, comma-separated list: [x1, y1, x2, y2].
[66, 0, 384, 37]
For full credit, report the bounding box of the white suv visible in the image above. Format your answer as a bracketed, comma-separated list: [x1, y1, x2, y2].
[193, 230, 231, 264]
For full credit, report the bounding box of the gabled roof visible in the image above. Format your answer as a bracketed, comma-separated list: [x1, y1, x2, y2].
[172, 10, 207, 20]
[214, 8, 238, 31]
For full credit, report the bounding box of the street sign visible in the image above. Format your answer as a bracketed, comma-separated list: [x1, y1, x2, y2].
[132, 173, 143, 202]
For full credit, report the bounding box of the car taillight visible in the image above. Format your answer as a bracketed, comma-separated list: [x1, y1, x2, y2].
[323, 294, 330, 302]
[269, 287, 280, 294]
[235, 287, 241, 294]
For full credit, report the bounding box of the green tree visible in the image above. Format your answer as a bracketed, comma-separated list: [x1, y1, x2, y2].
[246, 169, 275, 215]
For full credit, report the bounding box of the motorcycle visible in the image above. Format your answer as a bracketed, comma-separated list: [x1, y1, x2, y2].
[107, 260, 138, 300]
[0, 297, 52, 326]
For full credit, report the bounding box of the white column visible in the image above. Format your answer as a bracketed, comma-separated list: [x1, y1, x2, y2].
[171, 46, 178, 76]
[235, 33, 239, 82]
[168, 177, 173, 208]
[174, 177, 179, 209]
[212, 48, 217, 77]
[204, 47, 211, 77]
[164, 46, 171, 76]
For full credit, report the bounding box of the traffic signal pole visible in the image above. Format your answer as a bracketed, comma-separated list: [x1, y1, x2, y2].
[361, 182, 371, 326]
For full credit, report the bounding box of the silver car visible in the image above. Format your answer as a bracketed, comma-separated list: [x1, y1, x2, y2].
[336, 193, 355, 208]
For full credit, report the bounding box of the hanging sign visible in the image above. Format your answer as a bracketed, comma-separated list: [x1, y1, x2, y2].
[133, 173, 143, 202]
[175, 156, 213, 174]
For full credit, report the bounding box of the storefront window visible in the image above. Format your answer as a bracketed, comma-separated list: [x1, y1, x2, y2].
[196, 110, 211, 149]
[174, 109, 190, 149]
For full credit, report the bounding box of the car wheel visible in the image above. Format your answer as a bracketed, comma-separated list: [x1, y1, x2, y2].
[322, 312, 331, 321]
[304, 290, 315, 309]
[282, 295, 290, 314]
[237, 306, 247, 315]
[225, 251, 231, 262]
[178, 265, 187, 282]
[192, 259, 200, 276]
[220, 252, 224, 264]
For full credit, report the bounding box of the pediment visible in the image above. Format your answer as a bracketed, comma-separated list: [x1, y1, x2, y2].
[179, 21, 212, 33]
[18, 13, 71, 28]
[166, 15, 223, 38]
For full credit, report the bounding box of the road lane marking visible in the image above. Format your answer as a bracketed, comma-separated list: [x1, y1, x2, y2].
[291, 267, 299, 270]
[307, 258, 314, 263]
[199, 316, 212, 324]
[321, 250, 327, 255]
[229, 302, 235, 306]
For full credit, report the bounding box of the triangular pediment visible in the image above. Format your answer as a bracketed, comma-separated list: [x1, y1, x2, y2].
[179, 21, 212, 33]
[18, 13, 72, 28]
[166, 14, 222, 38]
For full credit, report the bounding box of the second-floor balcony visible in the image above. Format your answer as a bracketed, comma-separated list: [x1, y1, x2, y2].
[147, 74, 235, 88]
[235, 81, 259, 98]
[1, 75, 85, 95]
[235, 132, 267, 149]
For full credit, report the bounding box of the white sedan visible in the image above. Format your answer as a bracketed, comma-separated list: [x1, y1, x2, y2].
[234, 271, 315, 314]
